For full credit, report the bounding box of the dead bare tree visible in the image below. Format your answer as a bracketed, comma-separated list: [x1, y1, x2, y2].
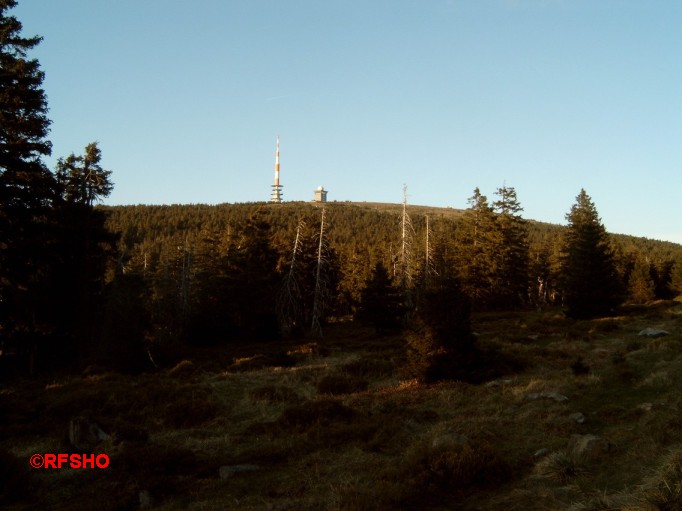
[310, 208, 330, 338]
[398, 184, 416, 299]
[277, 218, 306, 335]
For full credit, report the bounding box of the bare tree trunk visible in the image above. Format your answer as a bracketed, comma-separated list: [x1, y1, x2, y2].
[311, 208, 328, 338]
[399, 185, 415, 304]
[277, 218, 305, 335]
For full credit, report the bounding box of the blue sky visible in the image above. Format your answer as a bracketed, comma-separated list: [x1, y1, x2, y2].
[13, 0, 682, 243]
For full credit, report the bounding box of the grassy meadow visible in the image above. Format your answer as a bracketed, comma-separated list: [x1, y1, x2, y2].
[3, 301, 682, 510]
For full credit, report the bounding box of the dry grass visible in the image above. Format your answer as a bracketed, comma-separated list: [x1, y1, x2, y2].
[3, 304, 682, 510]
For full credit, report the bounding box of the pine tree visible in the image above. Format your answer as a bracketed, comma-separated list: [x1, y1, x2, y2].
[0, 0, 56, 359]
[560, 189, 623, 319]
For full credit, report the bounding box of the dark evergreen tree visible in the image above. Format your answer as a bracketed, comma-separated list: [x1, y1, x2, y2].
[356, 261, 403, 333]
[671, 257, 682, 298]
[45, 142, 117, 369]
[560, 189, 623, 318]
[627, 257, 655, 304]
[404, 276, 474, 383]
[188, 210, 281, 343]
[56, 142, 113, 206]
[454, 188, 501, 309]
[492, 185, 529, 308]
[650, 259, 675, 300]
[0, 0, 56, 364]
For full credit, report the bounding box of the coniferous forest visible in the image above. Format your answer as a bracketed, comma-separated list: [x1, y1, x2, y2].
[5, 2, 682, 509]
[2, 0, 681, 378]
[90, 196, 680, 372]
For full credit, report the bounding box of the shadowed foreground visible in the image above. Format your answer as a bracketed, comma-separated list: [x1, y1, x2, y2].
[2, 301, 682, 510]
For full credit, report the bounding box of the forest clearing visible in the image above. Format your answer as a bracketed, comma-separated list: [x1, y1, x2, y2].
[3, 300, 682, 510]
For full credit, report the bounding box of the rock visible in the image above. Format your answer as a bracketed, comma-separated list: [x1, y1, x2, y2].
[534, 448, 549, 458]
[568, 434, 611, 460]
[569, 412, 585, 424]
[219, 464, 260, 479]
[485, 379, 512, 388]
[542, 392, 569, 402]
[69, 417, 110, 450]
[638, 402, 653, 412]
[638, 328, 670, 338]
[526, 391, 569, 402]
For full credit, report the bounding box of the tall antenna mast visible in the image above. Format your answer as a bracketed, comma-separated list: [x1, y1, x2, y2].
[270, 136, 283, 203]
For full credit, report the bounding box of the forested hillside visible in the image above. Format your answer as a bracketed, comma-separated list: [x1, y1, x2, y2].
[96, 196, 682, 364]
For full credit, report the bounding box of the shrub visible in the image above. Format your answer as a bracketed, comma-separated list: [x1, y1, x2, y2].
[0, 447, 31, 503]
[276, 399, 356, 432]
[534, 451, 585, 484]
[249, 384, 302, 404]
[162, 386, 220, 428]
[638, 448, 682, 509]
[401, 438, 511, 492]
[404, 277, 474, 383]
[341, 358, 394, 379]
[571, 357, 590, 376]
[317, 373, 368, 395]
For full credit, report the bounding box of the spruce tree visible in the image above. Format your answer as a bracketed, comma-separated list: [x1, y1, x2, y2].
[454, 188, 501, 309]
[56, 142, 113, 206]
[404, 275, 474, 383]
[356, 261, 403, 333]
[627, 257, 655, 304]
[0, 0, 56, 357]
[560, 189, 623, 319]
[671, 257, 682, 298]
[492, 185, 529, 308]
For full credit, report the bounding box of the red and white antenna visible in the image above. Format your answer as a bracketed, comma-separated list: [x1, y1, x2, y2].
[270, 135, 283, 203]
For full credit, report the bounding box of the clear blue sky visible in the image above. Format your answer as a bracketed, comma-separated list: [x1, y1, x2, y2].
[13, 0, 682, 243]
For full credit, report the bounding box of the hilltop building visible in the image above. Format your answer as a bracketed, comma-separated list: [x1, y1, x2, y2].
[313, 186, 328, 203]
[270, 136, 283, 203]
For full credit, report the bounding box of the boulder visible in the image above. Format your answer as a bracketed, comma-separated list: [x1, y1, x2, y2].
[542, 391, 569, 402]
[525, 391, 569, 402]
[569, 412, 586, 424]
[219, 464, 260, 479]
[534, 448, 549, 458]
[568, 434, 611, 460]
[485, 379, 512, 388]
[69, 417, 110, 450]
[638, 328, 670, 338]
